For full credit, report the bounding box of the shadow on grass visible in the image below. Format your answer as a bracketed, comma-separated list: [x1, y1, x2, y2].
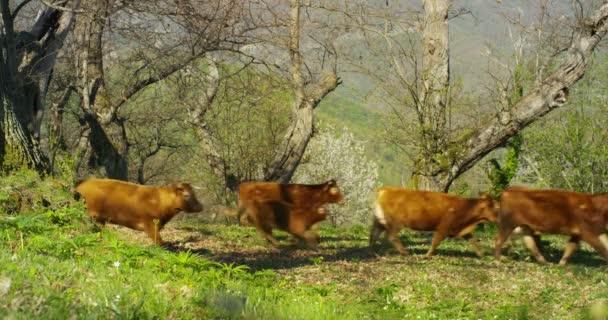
[370, 240, 482, 259]
[500, 242, 607, 267]
[169, 236, 482, 272]
[165, 225, 607, 270]
[171, 226, 215, 236]
[200, 245, 388, 272]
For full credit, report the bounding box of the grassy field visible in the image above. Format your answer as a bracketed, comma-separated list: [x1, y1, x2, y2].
[1, 172, 608, 319]
[2, 208, 608, 319]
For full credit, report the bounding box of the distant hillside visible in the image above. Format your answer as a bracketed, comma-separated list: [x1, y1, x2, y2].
[316, 0, 575, 186]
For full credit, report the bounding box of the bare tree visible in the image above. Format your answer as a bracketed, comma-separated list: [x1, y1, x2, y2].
[448, 2, 608, 191]
[0, 0, 78, 172]
[261, 0, 342, 183]
[70, 0, 245, 180]
[183, 0, 343, 191]
[355, 0, 608, 192]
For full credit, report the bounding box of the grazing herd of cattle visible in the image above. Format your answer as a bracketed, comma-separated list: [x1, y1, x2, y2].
[74, 177, 608, 265]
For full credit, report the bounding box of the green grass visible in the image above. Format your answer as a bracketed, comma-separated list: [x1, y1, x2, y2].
[2, 172, 608, 319]
[3, 209, 608, 319]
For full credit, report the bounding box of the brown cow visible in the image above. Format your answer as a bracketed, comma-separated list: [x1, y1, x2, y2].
[495, 187, 608, 264]
[369, 187, 497, 257]
[229, 179, 344, 247]
[75, 178, 203, 245]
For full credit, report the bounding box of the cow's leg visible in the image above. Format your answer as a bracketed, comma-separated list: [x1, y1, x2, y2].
[580, 231, 608, 262]
[425, 231, 445, 257]
[462, 233, 483, 257]
[369, 218, 386, 250]
[253, 221, 279, 247]
[494, 223, 515, 261]
[386, 226, 408, 255]
[290, 221, 320, 249]
[559, 236, 580, 265]
[144, 221, 163, 245]
[533, 232, 543, 252]
[247, 203, 280, 247]
[456, 223, 483, 257]
[521, 226, 548, 264]
[299, 231, 321, 249]
[239, 211, 253, 226]
[87, 210, 107, 225]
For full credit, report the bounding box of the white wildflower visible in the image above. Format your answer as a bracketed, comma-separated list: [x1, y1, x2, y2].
[293, 126, 379, 226]
[0, 277, 11, 297]
[113, 261, 121, 268]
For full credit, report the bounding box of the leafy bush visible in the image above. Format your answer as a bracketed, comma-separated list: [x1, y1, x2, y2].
[518, 56, 608, 192]
[521, 104, 608, 192]
[293, 126, 379, 226]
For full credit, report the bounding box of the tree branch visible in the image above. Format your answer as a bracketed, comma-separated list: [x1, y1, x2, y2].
[112, 53, 205, 111]
[308, 72, 342, 109]
[450, 2, 608, 185]
[11, 0, 33, 19]
[39, 0, 85, 13]
[31, 5, 61, 39]
[1, 0, 17, 77]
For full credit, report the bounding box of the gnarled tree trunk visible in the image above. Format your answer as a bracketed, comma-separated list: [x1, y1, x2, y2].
[0, 0, 76, 173]
[411, 1, 608, 192]
[263, 0, 341, 183]
[0, 93, 48, 172]
[73, 0, 128, 180]
[410, 0, 451, 191]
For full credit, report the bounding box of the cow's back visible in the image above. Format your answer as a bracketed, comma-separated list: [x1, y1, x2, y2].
[76, 178, 162, 228]
[499, 188, 594, 234]
[239, 182, 318, 206]
[376, 187, 466, 231]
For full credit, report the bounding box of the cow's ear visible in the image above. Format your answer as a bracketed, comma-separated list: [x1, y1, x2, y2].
[479, 192, 490, 200]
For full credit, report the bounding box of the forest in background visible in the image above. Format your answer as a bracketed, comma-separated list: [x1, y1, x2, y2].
[1, 0, 607, 226]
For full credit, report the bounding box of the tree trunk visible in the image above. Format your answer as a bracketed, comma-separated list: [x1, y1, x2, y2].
[74, 0, 129, 180]
[410, 0, 451, 192]
[264, 103, 314, 183]
[409, 2, 608, 192]
[0, 93, 49, 173]
[263, 0, 341, 183]
[443, 2, 608, 190]
[48, 86, 73, 173]
[0, 0, 63, 173]
[79, 115, 128, 180]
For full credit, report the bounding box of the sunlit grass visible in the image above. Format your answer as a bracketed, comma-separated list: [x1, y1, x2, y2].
[2, 171, 608, 319]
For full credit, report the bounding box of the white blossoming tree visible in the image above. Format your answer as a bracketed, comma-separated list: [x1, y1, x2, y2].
[292, 126, 378, 226]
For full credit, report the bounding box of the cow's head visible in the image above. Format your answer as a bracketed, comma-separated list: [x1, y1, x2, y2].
[475, 192, 497, 223]
[172, 183, 204, 213]
[324, 179, 344, 205]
